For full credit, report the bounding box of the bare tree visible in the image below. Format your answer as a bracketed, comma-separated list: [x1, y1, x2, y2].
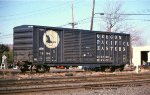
[101, 0, 145, 46]
[102, 0, 125, 32]
[122, 25, 146, 46]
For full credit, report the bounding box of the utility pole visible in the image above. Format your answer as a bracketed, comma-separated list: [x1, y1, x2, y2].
[72, 3, 74, 29]
[90, 0, 95, 31]
[69, 3, 77, 29]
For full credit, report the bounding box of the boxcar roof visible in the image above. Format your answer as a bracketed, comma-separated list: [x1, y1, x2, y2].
[14, 25, 130, 36]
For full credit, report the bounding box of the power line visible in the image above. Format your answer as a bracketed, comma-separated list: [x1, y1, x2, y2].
[127, 9, 150, 16]
[58, 17, 91, 27]
[0, 0, 81, 18]
[0, 1, 81, 21]
[0, 17, 91, 38]
[1, 16, 150, 38]
[0, 17, 150, 37]
[0, 17, 91, 37]
[0, 34, 13, 37]
[0, 7, 56, 18]
[0, 36, 13, 39]
[0, 1, 26, 8]
[124, 18, 150, 21]
[0, 2, 71, 18]
[93, 14, 150, 22]
[120, 13, 150, 15]
[95, 13, 150, 16]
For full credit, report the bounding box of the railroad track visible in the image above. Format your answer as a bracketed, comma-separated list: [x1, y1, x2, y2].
[0, 73, 150, 94]
[0, 73, 149, 86]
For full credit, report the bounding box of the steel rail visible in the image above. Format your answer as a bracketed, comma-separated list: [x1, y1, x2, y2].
[0, 73, 150, 94]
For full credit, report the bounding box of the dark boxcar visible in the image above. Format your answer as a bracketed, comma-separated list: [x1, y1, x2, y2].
[13, 25, 130, 71]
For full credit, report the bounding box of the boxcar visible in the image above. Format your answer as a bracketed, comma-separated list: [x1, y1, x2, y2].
[13, 25, 130, 72]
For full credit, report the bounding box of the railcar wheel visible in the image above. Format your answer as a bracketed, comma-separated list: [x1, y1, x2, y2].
[94, 67, 100, 72]
[65, 66, 69, 69]
[45, 66, 50, 72]
[20, 67, 27, 73]
[19, 62, 29, 73]
[100, 66, 106, 72]
[36, 65, 46, 73]
[110, 67, 116, 72]
[115, 68, 121, 72]
[120, 65, 125, 71]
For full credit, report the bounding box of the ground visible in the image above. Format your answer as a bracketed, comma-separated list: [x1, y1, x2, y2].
[0, 68, 149, 80]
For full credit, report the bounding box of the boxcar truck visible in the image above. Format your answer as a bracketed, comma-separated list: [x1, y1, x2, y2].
[13, 25, 130, 72]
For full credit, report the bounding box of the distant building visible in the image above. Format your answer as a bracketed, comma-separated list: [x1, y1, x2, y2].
[132, 46, 150, 66]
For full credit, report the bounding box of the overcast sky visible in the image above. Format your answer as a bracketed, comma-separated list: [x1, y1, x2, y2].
[0, 0, 150, 45]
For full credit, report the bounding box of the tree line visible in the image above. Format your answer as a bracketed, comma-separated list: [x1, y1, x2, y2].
[0, 44, 13, 64]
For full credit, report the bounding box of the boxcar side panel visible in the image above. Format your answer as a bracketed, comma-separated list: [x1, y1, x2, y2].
[96, 33, 130, 66]
[14, 25, 130, 67]
[33, 28, 62, 65]
[13, 26, 33, 63]
[80, 31, 96, 63]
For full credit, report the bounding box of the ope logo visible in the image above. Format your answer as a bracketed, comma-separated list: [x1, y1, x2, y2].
[43, 30, 60, 48]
